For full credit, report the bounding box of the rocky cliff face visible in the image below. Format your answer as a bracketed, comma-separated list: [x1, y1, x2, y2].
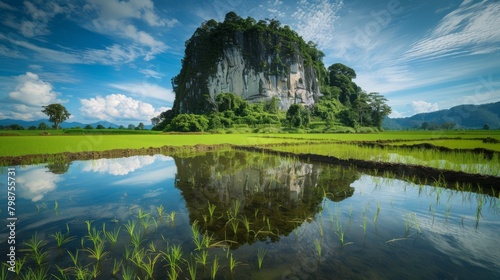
[171, 14, 324, 115]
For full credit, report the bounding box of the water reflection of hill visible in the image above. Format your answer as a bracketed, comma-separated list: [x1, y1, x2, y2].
[174, 150, 358, 247]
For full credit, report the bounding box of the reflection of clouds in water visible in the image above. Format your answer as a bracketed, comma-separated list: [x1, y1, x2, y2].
[143, 188, 166, 198]
[419, 217, 500, 271]
[112, 165, 177, 186]
[17, 166, 62, 202]
[82, 155, 173, 175]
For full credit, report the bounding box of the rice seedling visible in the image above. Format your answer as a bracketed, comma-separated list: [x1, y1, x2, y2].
[112, 259, 123, 277]
[162, 244, 183, 280]
[52, 265, 71, 280]
[20, 267, 48, 280]
[195, 250, 209, 267]
[139, 252, 161, 279]
[21, 232, 49, 267]
[335, 225, 353, 247]
[130, 230, 145, 249]
[361, 216, 367, 236]
[240, 215, 252, 234]
[0, 263, 7, 280]
[157, 204, 165, 218]
[186, 253, 198, 280]
[211, 255, 220, 280]
[90, 263, 100, 279]
[84, 220, 93, 234]
[169, 211, 177, 226]
[14, 256, 27, 276]
[54, 200, 59, 215]
[84, 239, 109, 261]
[137, 208, 150, 220]
[315, 218, 324, 237]
[207, 201, 216, 220]
[147, 241, 157, 253]
[103, 224, 120, 245]
[73, 265, 93, 280]
[85, 226, 102, 247]
[227, 217, 240, 235]
[257, 248, 267, 269]
[231, 200, 241, 217]
[229, 253, 241, 274]
[191, 221, 203, 250]
[124, 219, 137, 237]
[67, 250, 80, 266]
[314, 239, 322, 258]
[140, 216, 155, 231]
[52, 223, 76, 248]
[122, 266, 136, 280]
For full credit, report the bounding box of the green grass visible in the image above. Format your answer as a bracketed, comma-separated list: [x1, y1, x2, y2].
[270, 142, 500, 176]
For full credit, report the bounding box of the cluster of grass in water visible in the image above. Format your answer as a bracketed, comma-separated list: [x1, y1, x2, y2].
[270, 142, 500, 176]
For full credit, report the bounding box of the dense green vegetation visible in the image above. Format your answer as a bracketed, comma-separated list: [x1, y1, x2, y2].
[153, 12, 391, 133]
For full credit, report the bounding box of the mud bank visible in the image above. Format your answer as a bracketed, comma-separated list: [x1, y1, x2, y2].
[0, 144, 229, 166]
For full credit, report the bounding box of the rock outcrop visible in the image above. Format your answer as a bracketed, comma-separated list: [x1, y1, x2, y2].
[171, 13, 324, 115]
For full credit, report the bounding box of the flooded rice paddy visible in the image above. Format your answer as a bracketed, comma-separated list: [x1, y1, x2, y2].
[1, 150, 499, 279]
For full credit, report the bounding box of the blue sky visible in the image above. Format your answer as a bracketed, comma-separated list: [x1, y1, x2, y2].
[0, 0, 499, 124]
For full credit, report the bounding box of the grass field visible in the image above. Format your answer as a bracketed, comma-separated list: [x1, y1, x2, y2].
[1, 130, 499, 157]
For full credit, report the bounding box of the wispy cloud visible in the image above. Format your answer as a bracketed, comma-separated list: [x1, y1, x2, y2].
[110, 83, 175, 103]
[403, 1, 500, 62]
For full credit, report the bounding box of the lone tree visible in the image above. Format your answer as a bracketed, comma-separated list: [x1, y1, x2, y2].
[41, 104, 70, 129]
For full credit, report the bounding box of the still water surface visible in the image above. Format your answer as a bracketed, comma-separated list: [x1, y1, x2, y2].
[1, 150, 499, 279]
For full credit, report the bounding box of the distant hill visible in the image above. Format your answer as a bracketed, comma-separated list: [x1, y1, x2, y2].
[0, 119, 153, 130]
[383, 101, 500, 130]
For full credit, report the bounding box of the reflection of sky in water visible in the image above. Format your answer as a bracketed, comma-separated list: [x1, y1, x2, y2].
[1, 155, 499, 279]
[346, 175, 500, 275]
[0, 155, 179, 238]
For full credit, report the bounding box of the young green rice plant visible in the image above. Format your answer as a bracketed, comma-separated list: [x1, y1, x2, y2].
[157, 204, 165, 218]
[130, 230, 145, 249]
[139, 253, 161, 279]
[315, 219, 324, 238]
[52, 223, 76, 248]
[84, 220, 93, 235]
[335, 225, 353, 247]
[124, 219, 137, 237]
[257, 248, 267, 269]
[227, 217, 240, 235]
[67, 250, 80, 266]
[104, 224, 120, 245]
[52, 264, 71, 280]
[361, 216, 367, 237]
[21, 267, 48, 280]
[85, 226, 102, 247]
[162, 244, 183, 280]
[84, 239, 109, 261]
[73, 265, 92, 280]
[21, 232, 48, 267]
[54, 200, 59, 215]
[314, 239, 322, 259]
[195, 250, 209, 267]
[14, 256, 27, 276]
[207, 201, 216, 221]
[186, 253, 198, 280]
[112, 259, 123, 277]
[140, 216, 155, 231]
[240, 215, 252, 234]
[169, 211, 177, 226]
[147, 241, 157, 253]
[211, 255, 220, 280]
[90, 263, 100, 279]
[228, 253, 241, 274]
[191, 221, 203, 250]
[121, 266, 136, 280]
[136, 207, 151, 220]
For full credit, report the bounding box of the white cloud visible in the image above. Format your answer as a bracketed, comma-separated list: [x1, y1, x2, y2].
[82, 0, 173, 60]
[81, 155, 162, 176]
[139, 69, 164, 79]
[17, 166, 62, 202]
[80, 94, 169, 122]
[403, 1, 500, 61]
[9, 72, 62, 106]
[411, 100, 439, 114]
[290, 0, 343, 49]
[109, 83, 175, 102]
